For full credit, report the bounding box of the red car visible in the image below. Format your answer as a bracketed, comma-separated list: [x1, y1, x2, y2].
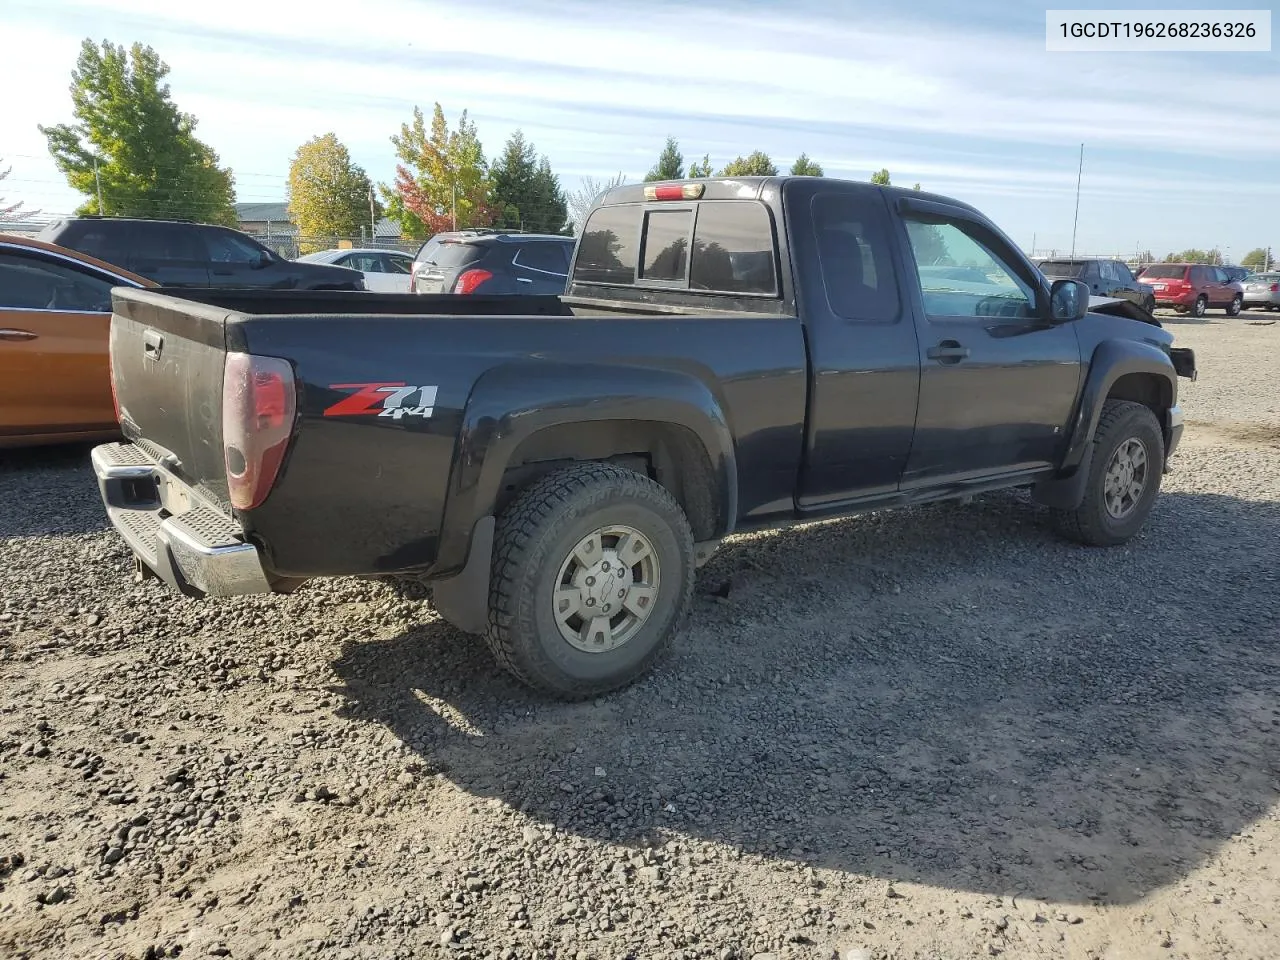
[1136, 263, 1244, 318]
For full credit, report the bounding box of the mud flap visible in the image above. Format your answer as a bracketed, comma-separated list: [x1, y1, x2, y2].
[429, 516, 495, 635]
[1031, 445, 1094, 510]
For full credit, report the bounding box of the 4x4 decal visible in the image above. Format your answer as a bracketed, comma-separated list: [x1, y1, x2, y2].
[324, 382, 438, 419]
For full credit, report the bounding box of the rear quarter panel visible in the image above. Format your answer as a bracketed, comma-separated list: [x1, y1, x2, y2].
[236, 314, 807, 579]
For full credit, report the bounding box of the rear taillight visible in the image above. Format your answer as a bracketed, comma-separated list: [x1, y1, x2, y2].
[454, 269, 493, 294]
[108, 345, 122, 424]
[222, 352, 297, 511]
[1271, 283, 1279, 293]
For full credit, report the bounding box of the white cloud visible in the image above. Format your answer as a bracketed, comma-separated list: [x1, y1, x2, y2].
[2, 0, 1276, 252]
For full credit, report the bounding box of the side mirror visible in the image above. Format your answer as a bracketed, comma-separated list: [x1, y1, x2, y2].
[1049, 278, 1090, 322]
[253, 250, 272, 269]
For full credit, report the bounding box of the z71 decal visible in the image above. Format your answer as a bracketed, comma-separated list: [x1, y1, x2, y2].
[324, 382, 439, 419]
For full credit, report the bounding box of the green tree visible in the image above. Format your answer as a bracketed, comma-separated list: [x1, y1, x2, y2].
[688, 153, 714, 178]
[645, 137, 685, 182]
[1, 160, 38, 220]
[287, 133, 376, 251]
[382, 103, 494, 240]
[789, 154, 824, 176]
[40, 39, 236, 225]
[1241, 247, 1271, 270]
[719, 151, 779, 176]
[490, 130, 568, 234]
[870, 168, 892, 185]
[1165, 248, 1220, 264]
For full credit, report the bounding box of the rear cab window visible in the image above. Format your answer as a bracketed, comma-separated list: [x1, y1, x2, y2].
[573, 200, 778, 296]
[422, 241, 485, 269]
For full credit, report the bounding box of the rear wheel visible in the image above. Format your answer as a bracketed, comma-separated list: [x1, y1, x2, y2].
[1226, 295, 1242, 317]
[486, 462, 694, 700]
[1050, 400, 1164, 547]
[1191, 295, 1208, 318]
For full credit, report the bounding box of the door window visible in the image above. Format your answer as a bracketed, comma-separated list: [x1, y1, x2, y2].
[1112, 261, 1136, 284]
[811, 193, 900, 321]
[346, 254, 383, 273]
[203, 229, 268, 264]
[513, 241, 571, 275]
[382, 254, 413, 275]
[0, 252, 117, 313]
[132, 223, 205, 262]
[904, 217, 1036, 320]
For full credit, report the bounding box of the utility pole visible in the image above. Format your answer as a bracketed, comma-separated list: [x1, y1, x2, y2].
[1070, 143, 1083, 260]
[94, 157, 104, 215]
[452, 181, 458, 231]
[368, 185, 376, 244]
[1031, 233, 1036, 257]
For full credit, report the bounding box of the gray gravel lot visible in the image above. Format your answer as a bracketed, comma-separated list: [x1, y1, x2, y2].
[2, 317, 1278, 960]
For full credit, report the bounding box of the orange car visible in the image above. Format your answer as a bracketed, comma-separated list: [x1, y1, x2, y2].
[0, 234, 154, 448]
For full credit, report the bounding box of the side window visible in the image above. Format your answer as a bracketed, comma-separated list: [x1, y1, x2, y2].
[133, 224, 204, 262]
[573, 205, 641, 285]
[1213, 267, 1229, 284]
[811, 193, 900, 321]
[0, 252, 117, 312]
[690, 201, 776, 295]
[203, 229, 267, 264]
[383, 254, 413, 275]
[640, 210, 693, 282]
[1097, 261, 1115, 282]
[1113, 261, 1136, 284]
[515, 242, 571, 275]
[903, 217, 1036, 320]
[347, 254, 381, 273]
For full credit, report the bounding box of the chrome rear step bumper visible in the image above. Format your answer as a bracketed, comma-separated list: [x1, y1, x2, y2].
[91, 442, 272, 598]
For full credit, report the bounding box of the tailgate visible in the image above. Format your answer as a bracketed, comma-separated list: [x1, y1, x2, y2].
[110, 289, 232, 505]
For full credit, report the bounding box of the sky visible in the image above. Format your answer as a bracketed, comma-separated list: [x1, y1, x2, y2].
[2, 0, 1278, 259]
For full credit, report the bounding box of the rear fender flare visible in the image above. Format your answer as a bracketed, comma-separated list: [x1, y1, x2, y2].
[433, 361, 737, 579]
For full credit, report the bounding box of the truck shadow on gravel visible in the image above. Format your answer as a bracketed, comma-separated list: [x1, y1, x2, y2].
[0, 443, 109, 538]
[332, 490, 1280, 907]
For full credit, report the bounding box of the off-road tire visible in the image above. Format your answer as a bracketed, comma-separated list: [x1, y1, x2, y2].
[486, 462, 694, 700]
[1050, 400, 1164, 547]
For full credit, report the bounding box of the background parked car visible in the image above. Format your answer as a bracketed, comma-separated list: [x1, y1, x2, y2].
[37, 217, 365, 291]
[1034, 257, 1156, 313]
[1135, 263, 1244, 317]
[295, 247, 414, 292]
[1242, 272, 1280, 311]
[410, 232, 575, 296]
[0, 234, 154, 448]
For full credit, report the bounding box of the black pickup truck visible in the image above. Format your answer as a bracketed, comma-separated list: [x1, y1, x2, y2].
[92, 176, 1197, 700]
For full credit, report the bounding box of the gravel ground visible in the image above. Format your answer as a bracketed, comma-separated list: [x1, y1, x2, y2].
[2, 317, 1278, 960]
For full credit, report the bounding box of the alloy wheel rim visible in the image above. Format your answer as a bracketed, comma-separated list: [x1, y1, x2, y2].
[1103, 438, 1149, 519]
[552, 525, 660, 653]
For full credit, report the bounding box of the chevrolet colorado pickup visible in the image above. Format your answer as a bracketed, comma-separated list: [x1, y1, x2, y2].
[92, 176, 1197, 700]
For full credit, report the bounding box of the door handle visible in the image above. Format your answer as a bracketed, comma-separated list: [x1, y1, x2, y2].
[0, 328, 38, 341]
[927, 340, 970, 363]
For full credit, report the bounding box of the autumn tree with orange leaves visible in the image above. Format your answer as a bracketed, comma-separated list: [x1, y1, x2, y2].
[380, 103, 495, 240]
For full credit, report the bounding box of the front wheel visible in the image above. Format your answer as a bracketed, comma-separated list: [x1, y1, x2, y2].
[1226, 295, 1242, 317]
[486, 462, 694, 700]
[1050, 400, 1164, 547]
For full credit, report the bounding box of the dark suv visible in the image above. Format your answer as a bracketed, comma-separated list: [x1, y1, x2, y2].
[410, 232, 575, 296]
[1034, 258, 1156, 313]
[37, 217, 364, 291]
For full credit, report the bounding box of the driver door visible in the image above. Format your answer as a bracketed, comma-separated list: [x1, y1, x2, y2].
[898, 206, 1083, 487]
[0, 249, 119, 439]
